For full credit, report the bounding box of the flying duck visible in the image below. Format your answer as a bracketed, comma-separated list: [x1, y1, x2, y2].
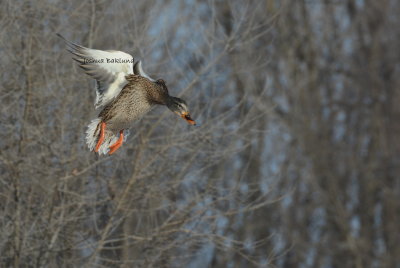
[58, 34, 195, 155]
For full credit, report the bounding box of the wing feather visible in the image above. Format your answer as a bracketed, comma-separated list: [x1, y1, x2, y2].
[133, 60, 156, 82]
[58, 33, 134, 108]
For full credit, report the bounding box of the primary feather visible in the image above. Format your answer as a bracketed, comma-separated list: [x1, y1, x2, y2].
[57, 34, 134, 109]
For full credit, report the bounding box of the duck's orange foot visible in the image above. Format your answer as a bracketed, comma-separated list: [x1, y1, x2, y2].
[109, 130, 124, 155]
[95, 122, 106, 152]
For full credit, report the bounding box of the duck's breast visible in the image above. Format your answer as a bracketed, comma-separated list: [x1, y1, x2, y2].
[101, 86, 153, 131]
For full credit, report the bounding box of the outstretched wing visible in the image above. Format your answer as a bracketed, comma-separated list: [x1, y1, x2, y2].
[133, 60, 156, 82]
[58, 34, 134, 109]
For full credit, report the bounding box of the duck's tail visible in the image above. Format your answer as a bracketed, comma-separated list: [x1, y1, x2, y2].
[86, 118, 119, 155]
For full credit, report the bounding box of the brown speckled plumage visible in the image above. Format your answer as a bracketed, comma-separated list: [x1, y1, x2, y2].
[99, 75, 167, 131]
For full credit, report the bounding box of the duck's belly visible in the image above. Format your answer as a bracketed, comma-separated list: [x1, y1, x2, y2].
[107, 108, 152, 131]
[102, 90, 153, 132]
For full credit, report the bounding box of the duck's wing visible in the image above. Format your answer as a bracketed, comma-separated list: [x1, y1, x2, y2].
[58, 34, 134, 109]
[133, 60, 156, 82]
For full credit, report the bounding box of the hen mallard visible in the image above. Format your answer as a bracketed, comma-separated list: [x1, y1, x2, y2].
[58, 34, 195, 155]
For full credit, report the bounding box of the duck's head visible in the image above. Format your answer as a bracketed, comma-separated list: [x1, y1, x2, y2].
[134, 62, 196, 126]
[166, 96, 196, 125]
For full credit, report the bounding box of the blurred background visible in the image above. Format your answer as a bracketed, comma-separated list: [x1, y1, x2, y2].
[1, 0, 400, 267]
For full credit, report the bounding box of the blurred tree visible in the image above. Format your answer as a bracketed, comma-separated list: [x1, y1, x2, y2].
[0, 0, 399, 267]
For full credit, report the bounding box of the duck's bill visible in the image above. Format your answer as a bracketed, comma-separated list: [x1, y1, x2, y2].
[181, 113, 196, 125]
